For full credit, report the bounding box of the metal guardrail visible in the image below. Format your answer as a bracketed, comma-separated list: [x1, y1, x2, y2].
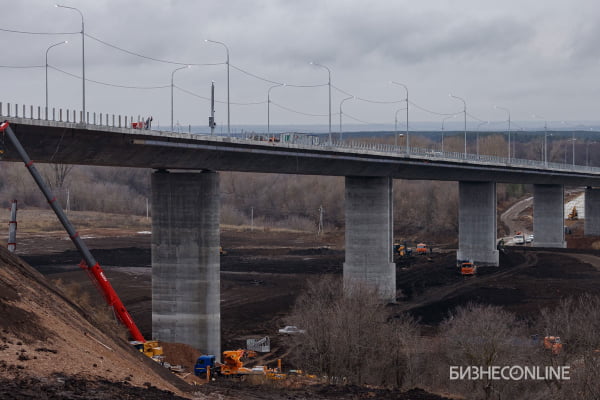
[1, 100, 599, 175]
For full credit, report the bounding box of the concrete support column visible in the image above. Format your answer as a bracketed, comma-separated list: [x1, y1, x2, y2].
[343, 176, 395, 301]
[533, 184, 566, 248]
[457, 181, 499, 266]
[584, 187, 600, 236]
[151, 170, 220, 357]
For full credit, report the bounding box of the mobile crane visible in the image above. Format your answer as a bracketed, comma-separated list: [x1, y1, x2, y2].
[0, 121, 147, 343]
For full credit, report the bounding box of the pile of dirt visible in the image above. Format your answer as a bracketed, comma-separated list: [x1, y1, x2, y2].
[161, 342, 202, 373]
[0, 245, 197, 399]
[566, 229, 600, 249]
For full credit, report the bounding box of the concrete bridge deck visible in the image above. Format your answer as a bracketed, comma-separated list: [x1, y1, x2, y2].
[2, 116, 600, 187]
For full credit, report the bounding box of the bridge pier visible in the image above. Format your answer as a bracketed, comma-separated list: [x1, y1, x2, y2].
[457, 181, 499, 266]
[151, 170, 220, 357]
[343, 176, 395, 301]
[584, 187, 600, 236]
[533, 184, 566, 247]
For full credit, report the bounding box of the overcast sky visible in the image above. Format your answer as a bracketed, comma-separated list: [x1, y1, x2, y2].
[2, 0, 599, 132]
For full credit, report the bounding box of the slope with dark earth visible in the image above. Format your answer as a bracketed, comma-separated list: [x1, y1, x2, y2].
[0, 245, 196, 399]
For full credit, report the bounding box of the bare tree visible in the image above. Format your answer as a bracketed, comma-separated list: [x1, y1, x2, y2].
[536, 294, 600, 400]
[284, 277, 420, 387]
[441, 303, 534, 400]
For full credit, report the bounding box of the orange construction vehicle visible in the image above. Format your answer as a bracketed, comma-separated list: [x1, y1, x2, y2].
[457, 260, 477, 275]
[416, 243, 428, 255]
[195, 349, 289, 379]
[543, 336, 563, 355]
[220, 349, 259, 375]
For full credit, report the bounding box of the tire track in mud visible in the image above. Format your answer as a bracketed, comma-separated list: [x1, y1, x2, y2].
[395, 251, 539, 315]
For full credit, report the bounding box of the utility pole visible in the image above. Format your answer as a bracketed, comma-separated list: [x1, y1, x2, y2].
[66, 188, 70, 214]
[317, 205, 324, 235]
[251, 207, 254, 231]
[7, 200, 17, 253]
[209, 81, 216, 135]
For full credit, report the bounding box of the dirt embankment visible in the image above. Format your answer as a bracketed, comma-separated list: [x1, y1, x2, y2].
[0, 245, 198, 399]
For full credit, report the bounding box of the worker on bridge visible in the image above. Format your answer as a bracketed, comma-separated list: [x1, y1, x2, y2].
[144, 116, 153, 130]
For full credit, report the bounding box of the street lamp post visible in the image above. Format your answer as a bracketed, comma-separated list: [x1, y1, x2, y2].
[171, 65, 190, 131]
[310, 62, 332, 144]
[449, 94, 467, 157]
[441, 115, 455, 153]
[45, 40, 68, 117]
[495, 106, 511, 161]
[572, 131, 576, 166]
[56, 4, 85, 122]
[532, 114, 548, 166]
[391, 82, 409, 153]
[394, 107, 407, 148]
[205, 39, 230, 135]
[267, 83, 283, 135]
[476, 121, 488, 158]
[339, 96, 353, 141]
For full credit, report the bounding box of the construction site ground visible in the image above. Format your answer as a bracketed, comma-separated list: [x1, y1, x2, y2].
[3, 207, 600, 398]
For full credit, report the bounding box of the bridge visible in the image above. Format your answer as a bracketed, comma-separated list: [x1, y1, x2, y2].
[3, 102, 600, 358]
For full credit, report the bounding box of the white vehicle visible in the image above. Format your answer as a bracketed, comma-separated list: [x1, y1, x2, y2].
[278, 325, 305, 334]
[526, 234, 534, 243]
[513, 234, 525, 244]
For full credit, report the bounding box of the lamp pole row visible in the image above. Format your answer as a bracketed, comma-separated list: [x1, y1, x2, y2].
[339, 96, 353, 141]
[391, 82, 409, 153]
[56, 4, 85, 122]
[45, 40, 68, 115]
[310, 62, 332, 144]
[171, 65, 190, 131]
[267, 83, 284, 135]
[449, 94, 467, 157]
[496, 106, 511, 161]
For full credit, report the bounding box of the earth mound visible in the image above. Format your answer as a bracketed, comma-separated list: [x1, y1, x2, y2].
[0, 245, 195, 399]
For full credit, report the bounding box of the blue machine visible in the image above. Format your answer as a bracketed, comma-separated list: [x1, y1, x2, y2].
[194, 355, 216, 376]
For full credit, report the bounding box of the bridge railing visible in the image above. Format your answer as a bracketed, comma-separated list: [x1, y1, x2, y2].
[2, 100, 600, 175]
[0, 101, 148, 130]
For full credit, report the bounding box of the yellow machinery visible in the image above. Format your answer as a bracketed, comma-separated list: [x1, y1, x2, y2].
[195, 351, 317, 381]
[131, 340, 164, 360]
[393, 242, 412, 257]
[568, 206, 578, 220]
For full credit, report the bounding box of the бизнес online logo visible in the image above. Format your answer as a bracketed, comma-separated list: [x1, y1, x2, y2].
[449, 365, 570, 381]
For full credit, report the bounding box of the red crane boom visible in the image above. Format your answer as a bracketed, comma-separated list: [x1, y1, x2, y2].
[0, 121, 145, 342]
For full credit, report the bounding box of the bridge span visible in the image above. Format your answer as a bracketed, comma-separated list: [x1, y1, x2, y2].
[3, 105, 600, 359]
